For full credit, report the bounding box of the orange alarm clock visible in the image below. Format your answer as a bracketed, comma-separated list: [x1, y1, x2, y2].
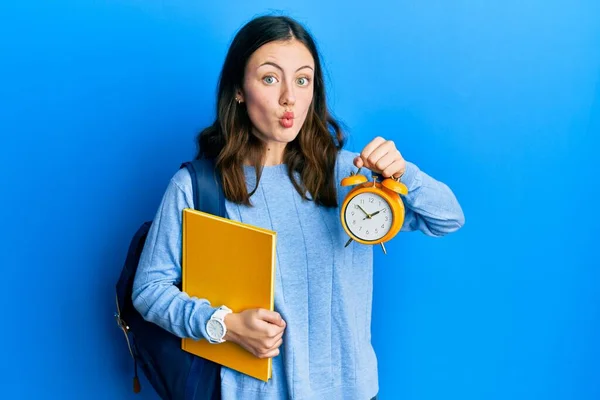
[340, 168, 408, 254]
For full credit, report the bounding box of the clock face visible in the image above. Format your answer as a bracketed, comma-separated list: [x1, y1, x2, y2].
[344, 192, 393, 242]
[207, 320, 225, 339]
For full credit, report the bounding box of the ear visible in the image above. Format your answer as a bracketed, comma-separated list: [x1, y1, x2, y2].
[235, 88, 245, 103]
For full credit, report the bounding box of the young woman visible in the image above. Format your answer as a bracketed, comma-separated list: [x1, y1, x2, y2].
[133, 15, 464, 400]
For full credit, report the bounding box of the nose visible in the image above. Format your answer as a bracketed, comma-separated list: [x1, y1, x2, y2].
[279, 80, 296, 107]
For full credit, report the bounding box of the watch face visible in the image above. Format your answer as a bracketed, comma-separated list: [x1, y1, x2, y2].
[207, 320, 225, 340]
[344, 192, 393, 242]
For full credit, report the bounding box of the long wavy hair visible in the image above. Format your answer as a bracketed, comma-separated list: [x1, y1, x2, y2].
[195, 15, 345, 207]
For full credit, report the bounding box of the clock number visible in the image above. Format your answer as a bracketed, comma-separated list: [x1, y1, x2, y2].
[351, 211, 355, 216]
[366, 230, 370, 235]
[381, 224, 384, 228]
[385, 216, 389, 222]
[375, 228, 378, 234]
[369, 197, 374, 203]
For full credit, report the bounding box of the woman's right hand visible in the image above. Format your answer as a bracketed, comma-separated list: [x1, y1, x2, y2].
[223, 308, 286, 359]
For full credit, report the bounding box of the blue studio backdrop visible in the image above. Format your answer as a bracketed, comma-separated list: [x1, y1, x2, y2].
[1, 1, 598, 399]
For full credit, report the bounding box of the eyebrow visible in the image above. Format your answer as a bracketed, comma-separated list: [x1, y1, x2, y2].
[258, 61, 314, 73]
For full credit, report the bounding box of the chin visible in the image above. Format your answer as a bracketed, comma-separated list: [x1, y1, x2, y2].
[252, 125, 302, 145]
[274, 127, 301, 143]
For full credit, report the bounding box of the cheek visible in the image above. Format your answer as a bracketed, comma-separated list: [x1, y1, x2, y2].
[245, 92, 275, 126]
[296, 91, 314, 123]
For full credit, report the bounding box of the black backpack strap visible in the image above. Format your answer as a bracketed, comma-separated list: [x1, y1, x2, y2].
[180, 159, 226, 217]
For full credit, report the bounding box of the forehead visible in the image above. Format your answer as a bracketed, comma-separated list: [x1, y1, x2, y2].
[247, 39, 315, 69]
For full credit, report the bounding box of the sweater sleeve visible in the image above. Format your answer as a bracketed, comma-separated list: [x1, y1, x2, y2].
[399, 161, 465, 236]
[335, 149, 464, 237]
[131, 168, 220, 340]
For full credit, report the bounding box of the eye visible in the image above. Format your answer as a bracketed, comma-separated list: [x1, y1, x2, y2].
[262, 75, 278, 85]
[296, 77, 310, 86]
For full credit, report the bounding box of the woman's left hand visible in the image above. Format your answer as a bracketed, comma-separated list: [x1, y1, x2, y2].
[354, 136, 406, 179]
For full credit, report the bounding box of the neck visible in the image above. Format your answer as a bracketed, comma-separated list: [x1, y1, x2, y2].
[262, 144, 286, 166]
[246, 128, 287, 166]
[244, 141, 287, 166]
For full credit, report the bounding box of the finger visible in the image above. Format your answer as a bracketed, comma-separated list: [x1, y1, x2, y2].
[269, 337, 283, 350]
[262, 335, 284, 353]
[366, 141, 396, 170]
[259, 309, 285, 327]
[261, 335, 283, 354]
[372, 151, 397, 175]
[353, 156, 363, 168]
[382, 159, 406, 179]
[271, 331, 284, 344]
[360, 137, 386, 166]
[267, 323, 286, 338]
[259, 347, 281, 359]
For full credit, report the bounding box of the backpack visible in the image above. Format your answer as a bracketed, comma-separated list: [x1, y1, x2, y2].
[115, 159, 226, 400]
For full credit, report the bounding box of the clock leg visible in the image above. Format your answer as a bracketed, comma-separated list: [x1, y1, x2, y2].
[344, 238, 353, 248]
[380, 242, 387, 255]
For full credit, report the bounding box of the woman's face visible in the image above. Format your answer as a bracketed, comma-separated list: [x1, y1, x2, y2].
[240, 39, 315, 154]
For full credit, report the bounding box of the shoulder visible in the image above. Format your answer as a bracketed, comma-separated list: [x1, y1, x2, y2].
[162, 167, 194, 209]
[170, 166, 193, 192]
[333, 149, 361, 206]
[335, 149, 359, 177]
[336, 149, 359, 168]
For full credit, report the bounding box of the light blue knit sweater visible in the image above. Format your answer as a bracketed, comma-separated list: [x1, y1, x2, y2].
[132, 149, 464, 399]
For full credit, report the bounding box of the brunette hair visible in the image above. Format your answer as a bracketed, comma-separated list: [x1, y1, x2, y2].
[196, 15, 344, 207]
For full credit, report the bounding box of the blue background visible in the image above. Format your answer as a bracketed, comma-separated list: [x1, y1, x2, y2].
[1, 1, 598, 399]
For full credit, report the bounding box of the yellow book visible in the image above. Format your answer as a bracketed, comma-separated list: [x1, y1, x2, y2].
[181, 208, 277, 382]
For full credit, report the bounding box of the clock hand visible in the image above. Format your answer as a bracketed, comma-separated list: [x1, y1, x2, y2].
[356, 205, 372, 219]
[362, 209, 385, 220]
